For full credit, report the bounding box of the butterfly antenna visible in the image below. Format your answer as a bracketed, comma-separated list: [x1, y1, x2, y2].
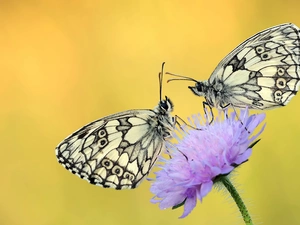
[166, 72, 198, 83]
[159, 62, 166, 101]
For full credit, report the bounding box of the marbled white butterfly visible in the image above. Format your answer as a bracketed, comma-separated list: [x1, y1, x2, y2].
[169, 23, 300, 110]
[55, 63, 175, 189]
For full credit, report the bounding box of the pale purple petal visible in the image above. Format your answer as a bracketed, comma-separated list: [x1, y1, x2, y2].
[198, 181, 213, 201]
[180, 195, 197, 218]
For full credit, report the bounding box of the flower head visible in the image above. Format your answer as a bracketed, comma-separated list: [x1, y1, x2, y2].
[150, 109, 265, 218]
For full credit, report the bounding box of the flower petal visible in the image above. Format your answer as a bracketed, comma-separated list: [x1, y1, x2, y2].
[198, 181, 213, 201]
[180, 195, 197, 218]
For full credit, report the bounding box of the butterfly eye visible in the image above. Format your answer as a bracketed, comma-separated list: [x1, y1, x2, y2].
[274, 90, 283, 102]
[160, 100, 169, 111]
[196, 82, 204, 92]
[256, 46, 265, 54]
[276, 78, 287, 89]
[102, 159, 113, 169]
[277, 68, 285, 76]
[261, 53, 271, 60]
[99, 138, 108, 147]
[112, 166, 124, 177]
[274, 90, 283, 97]
[124, 172, 135, 181]
[98, 129, 106, 138]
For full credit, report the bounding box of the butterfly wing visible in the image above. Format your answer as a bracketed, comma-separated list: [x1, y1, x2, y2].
[55, 109, 166, 190]
[209, 23, 300, 109]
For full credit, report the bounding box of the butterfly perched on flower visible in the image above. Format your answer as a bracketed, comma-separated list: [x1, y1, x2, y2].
[55, 63, 176, 189]
[168, 23, 300, 110]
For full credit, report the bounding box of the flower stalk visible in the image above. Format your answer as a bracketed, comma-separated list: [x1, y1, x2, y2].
[219, 176, 253, 225]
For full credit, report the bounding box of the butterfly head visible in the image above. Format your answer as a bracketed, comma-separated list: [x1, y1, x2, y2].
[158, 96, 174, 113]
[189, 81, 209, 97]
[156, 96, 175, 139]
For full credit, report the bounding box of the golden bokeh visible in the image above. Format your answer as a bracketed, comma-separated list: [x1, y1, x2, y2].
[1, 1, 300, 224]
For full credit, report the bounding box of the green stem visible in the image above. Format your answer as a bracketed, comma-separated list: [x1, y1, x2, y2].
[221, 176, 253, 225]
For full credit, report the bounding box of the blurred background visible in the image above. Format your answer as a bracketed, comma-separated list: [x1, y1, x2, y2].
[1, 1, 300, 224]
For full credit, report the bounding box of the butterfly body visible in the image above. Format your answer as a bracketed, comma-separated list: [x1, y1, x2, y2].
[56, 96, 175, 190]
[189, 23, 300, 110]
[190, 79, 234, 109]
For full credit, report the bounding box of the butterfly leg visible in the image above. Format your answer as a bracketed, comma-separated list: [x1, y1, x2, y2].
[175, 115, 199, 131]
[202, 101, 214, 124]
[223, 104, 250, 133]
[220, 103, 231, 119]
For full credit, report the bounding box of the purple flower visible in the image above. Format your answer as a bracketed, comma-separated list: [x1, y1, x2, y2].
[150, 109, 265, 218]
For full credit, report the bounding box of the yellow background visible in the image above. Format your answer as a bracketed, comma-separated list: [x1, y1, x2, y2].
[1, 1, 300, 225]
